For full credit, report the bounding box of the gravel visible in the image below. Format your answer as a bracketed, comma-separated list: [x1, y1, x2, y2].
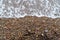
[0, 16, 60, 40]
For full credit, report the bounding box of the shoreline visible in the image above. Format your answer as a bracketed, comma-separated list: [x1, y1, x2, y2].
[0, 16, 60, 19]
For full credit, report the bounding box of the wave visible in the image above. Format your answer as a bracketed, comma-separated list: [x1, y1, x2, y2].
[0, 0, 60, 18]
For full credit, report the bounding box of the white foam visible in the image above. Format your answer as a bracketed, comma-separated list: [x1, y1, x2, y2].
[0, 0, 60, 18]
[0, 0, 3, 15]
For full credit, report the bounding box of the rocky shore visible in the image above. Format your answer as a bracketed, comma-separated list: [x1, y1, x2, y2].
[0, 16, 60, 40]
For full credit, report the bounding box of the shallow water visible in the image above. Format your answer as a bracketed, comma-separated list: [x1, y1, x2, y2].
[0, 0, 60, 18]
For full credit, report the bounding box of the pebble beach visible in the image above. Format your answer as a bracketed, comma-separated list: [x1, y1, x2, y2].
[0, 16, 60, 40]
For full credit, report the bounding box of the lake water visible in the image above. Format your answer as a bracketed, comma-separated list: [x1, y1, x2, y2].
[0, 0, 60, 18]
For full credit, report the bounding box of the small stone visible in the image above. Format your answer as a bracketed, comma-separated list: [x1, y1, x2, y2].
[0, 25, 1, 26]
[28, 30, 31, 32]
[41, 34, 44, 36]
[44, 29, 48, 32]
[42, 20, 45, 22]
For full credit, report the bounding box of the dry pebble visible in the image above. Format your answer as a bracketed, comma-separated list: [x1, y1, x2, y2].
[0, 16, 60, 40]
